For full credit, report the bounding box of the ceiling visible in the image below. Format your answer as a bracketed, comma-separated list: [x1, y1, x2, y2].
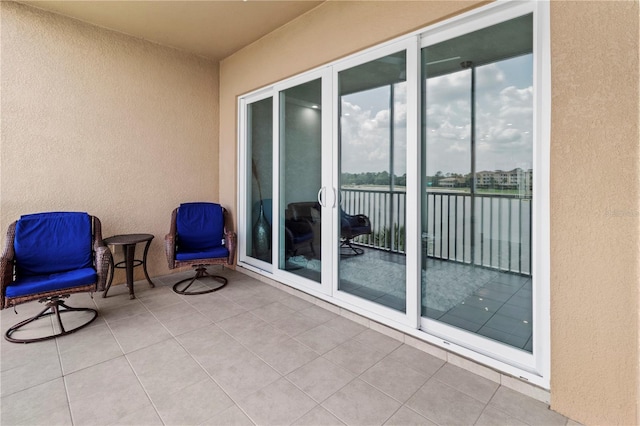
[19, 0, 324, 61]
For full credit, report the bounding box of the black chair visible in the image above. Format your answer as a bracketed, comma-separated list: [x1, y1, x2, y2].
[284, 202, 320, 258]
[165, 202, 236, 295]
[341, 209, 371, 255]
[0, 212, 111, 343]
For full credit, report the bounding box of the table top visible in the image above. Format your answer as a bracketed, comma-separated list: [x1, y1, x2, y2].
[104, 234, 154, 246]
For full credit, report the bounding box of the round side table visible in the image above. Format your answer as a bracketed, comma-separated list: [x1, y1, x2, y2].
[103, 234, 156, 299]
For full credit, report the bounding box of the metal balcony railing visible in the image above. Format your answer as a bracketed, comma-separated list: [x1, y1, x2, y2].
[341, 188, 532, 276]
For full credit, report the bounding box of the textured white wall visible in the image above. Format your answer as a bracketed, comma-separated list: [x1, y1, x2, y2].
[1, 2, 220, 281]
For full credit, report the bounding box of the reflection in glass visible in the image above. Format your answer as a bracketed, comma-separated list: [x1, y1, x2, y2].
[247, 98, 273, 262]
[338, 51, 407, 312]
[421, 14, 534, 352]
[279, 79, 322, 283]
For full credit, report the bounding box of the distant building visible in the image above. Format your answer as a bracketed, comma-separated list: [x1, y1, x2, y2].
[473, 168, 532, 191]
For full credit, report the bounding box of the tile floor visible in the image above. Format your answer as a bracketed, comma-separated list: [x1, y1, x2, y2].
[1, 267, 570, 426]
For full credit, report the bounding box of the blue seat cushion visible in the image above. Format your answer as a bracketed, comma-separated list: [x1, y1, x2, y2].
[14, 212, 93, 278]
[177, 203, 225, 253]
[5, 267, 97, 299]
[176, 246, 229, 262]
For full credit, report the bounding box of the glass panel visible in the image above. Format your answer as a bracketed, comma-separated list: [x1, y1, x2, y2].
[279, 79, 322, 283]
[421, 14, 534, 352]
[338, 51, 407, 312]
[246, 98, 273, 263]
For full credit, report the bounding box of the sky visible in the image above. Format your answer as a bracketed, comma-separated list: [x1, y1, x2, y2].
[340, 54, 533, 177]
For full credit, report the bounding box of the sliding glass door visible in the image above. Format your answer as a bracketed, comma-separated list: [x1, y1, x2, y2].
[421, 14, 535, 353]
[244, 96, 273, 267]
[336, 50, 409, 313]
[278, 78, 324, 284]
[238, 0, 548, 383]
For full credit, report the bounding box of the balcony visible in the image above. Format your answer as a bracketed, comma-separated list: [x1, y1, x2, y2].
[341, 187, 533, 350]
[0, 268, 567, 425]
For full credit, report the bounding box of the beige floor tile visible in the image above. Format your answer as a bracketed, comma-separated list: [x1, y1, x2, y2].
[299, 305, 338, 324]
[217, 311, 267, 337]
[279, 294, 315, 312]
[148, 299, 203, 323]
[136, 286, 184, 311]
[292, 405, 345, 426]
[250, 301, 296, 323]
[488, 387, 567, 425]
[57, 322, 123, 374]
[385, 344, 446, 378]
[0, 339, 62, 397]
[201, 404, 254, 426]
[160, 309, 213, 336]
[322, 379, 401, 426]
[239, 378, 317, 426]
[0, 271, 571, 426]
[286, 357, 355, 403]
[191, 296, 248, 323]
[271, 311, 319, 337]
[253, 284, 288, 300]
[127, 339, 209, 400]
[323, 316, 367, 339]
[108, 311, 172, 353]
[107, 404, 163, 426]
[324, 339, 387, 375]
[406, 378, 486, 426]
[51, 307, 101, 335]
[384, 406, 436, 426]
[360, 357, 429, 402]
[353, 328, 402, 355]
[475, 405, 528, 426]
[210, 354, 281, 400]
[433, 363, 499, 404]
[65, 356, 153, 425]
[233, 293, 281, 311]
[233, 322, 289, 348]
[253, 337, 319, 375]
[1, 334, 58, 372]
[153, 378, 234, 426]
[2, 311, 55, 343]
[177, 325, 256, 375]
[294, 325, 351, 354]
[1, 377, 71, 425]
[216, 282, 260, 302]
[137, 287, 185, 311]
[99, 299, 149, 323]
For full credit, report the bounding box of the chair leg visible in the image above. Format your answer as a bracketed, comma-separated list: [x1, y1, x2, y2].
[340, 239, 365, 256]
[5, 296, 98, 344]
[172, 266, 228, 295]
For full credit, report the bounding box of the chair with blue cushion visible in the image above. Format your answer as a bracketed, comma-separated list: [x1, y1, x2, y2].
[0, 212, 111, 343]
[165, 202, 236, 295]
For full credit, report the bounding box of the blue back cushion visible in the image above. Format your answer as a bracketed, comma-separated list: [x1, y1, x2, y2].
[14, 212, 93, 277]
[177, 203, 224, 252]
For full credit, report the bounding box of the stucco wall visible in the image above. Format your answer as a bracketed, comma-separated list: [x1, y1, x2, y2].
[549, 1, 639, 424]
[219, 1, 640, 425]
[1, 2, 219, 282]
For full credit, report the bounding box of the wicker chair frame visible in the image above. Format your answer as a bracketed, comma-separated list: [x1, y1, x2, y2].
[0, 215, 112, 343]
[165, 206, 236, 295]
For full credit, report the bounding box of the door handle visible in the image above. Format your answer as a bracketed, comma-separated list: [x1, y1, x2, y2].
[332, 187, 337, 208]
[317, 187, 326, 207]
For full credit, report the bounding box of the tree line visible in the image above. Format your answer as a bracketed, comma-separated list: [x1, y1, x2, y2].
[341, 171, 407, 186]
